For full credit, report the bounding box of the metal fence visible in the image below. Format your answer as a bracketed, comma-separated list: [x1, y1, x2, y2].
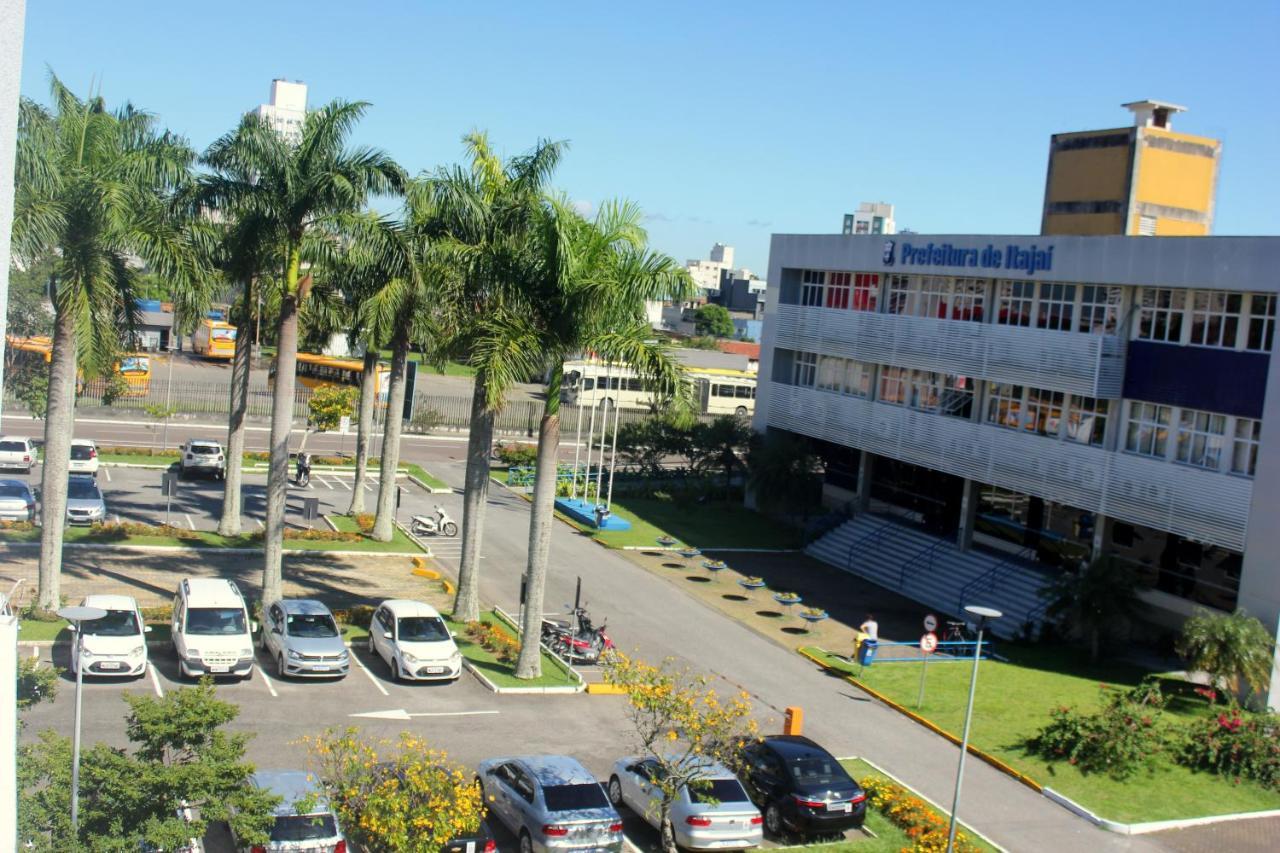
[70, 378, 313, 420]
[403, 392, 718, 437]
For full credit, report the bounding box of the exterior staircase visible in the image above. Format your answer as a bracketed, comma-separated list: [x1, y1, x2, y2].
[805, 513, 1055, 639]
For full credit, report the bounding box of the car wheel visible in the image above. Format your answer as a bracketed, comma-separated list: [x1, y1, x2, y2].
[367, 634, 376, 655]
[765, 803, 784, 839]
[277, 653, 287, 679]
[607, 775, 623, 806]
[519, 830, 533, 853]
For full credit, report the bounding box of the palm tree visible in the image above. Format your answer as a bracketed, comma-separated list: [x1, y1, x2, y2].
[513, 199, 694, 679]
[427, 132, 565, 623]
[1039, 554, 1147, 662]
[200, 104, 404, 605]
[747, 431, 822, 526]
[14, 77, 209, 609]
[1177, 609, 1276, 700]
[692, 415, 753, 499]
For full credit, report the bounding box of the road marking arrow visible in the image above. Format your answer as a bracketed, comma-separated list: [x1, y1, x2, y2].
[349, 709, 500, 720]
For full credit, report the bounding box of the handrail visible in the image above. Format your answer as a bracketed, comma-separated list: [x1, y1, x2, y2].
[897, 536, 951, 589]
[843, 516, 902, 575]
[957, 544, 1037, 610]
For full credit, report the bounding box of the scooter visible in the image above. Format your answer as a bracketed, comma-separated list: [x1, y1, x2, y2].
[541, 605, 614, 664]
[410, 505, 458, 537]
[294, 453, 312, 487]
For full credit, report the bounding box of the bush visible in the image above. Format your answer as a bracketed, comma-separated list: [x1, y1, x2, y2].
[351, 513, 375, 534]
[331, 605, 375, 629]
[308, 384, 358, 432]
[17, 656, 60, 711]
[0, 520, 35, 532]
[495, 442, 538, 468]
[1028, 681, 1165, 780]
[97, 445, 180, 458]
[139, 605, 173, 623]
[408, 407, 443, 434]
[464, 621, 520, 664]
[861, 776, 983, 853]
[1177, 709, 1280, 790]
[88, 521, 201, 541]
[280, 528, 362, 542]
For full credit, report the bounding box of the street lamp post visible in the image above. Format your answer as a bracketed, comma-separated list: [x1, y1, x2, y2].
[945, 604, 1002, 853]
[56, 605, 107, 838]
[162, 343, 176, 451]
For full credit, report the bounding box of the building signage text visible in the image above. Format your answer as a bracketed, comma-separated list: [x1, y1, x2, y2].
[892, 241, 1055, 274]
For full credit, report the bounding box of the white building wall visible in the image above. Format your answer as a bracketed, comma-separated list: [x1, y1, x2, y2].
[257, 79, 307, 144]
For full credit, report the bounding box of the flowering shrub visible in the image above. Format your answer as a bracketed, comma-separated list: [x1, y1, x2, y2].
[0, 520, 35, 531]
[1028, 681, 1165, 780]
[331, 605, 375, 629]
[277, 528, 362, 542]
[1177, 709, 1280, 790]
[352, 513, 376, 534]
[465, 621, 519, 664]
[860, 777, 982, 853]
[89, 521, 201, 540]
[495, 442, 538, 468]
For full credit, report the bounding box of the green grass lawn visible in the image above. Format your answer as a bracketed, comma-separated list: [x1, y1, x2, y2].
[19, 618, 171, 644]
[443, 611, 580, 690]
[404, 463, 450, 492]
[568, 496, 799, 550]
[805, 646, 1280, 823]
[1, 522, 423, 554]
[377, 350, 476, 376]
[325, 514, 425, 553]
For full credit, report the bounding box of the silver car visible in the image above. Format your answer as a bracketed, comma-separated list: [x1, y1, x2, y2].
[0, 479, 36, 522]
[65, 475, 106, 525]
[233, 770, 345, 852]
[608, 756, 762, 850]
[478, 755, 624, 853]
[259, 599, 349, 678]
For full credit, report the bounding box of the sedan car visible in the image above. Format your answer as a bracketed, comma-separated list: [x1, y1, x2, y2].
[367, 599, 462, 682]
[69, 438, 100, 477]
[65, 474, 106, 525]
[71, 594, 150, 677]
[478, 755, 624, 853]
[737, 736, 865, 839]
[0, 479, 36, 523]
[0, 436, 36, 473]
[179, 439, 225, 479]
[609, 756, 762, 850]
[232, 770, 346, 853]
[260, 599, 349, 678]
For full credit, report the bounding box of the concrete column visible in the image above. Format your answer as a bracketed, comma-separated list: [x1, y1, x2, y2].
[854, 451, 873, 512]
[957, 479, 980, 551]
[1090, 514, 1110, 562]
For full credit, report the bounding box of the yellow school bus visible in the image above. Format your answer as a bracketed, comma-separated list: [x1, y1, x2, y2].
[192, 319, 238, 359]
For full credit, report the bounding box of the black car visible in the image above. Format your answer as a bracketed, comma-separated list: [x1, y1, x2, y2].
[737, 735, 866, 839]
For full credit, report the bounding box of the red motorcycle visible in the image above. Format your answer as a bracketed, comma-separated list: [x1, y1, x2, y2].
[541, 606, 614, 664]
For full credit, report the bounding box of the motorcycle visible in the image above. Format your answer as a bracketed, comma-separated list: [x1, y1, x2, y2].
[294, 453, 312, 487]
[410, 505, 459, 538]
[541, 605, 614, 664]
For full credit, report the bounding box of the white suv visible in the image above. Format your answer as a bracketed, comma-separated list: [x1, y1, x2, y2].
[0, 436, 37, 473]
[69, 438, 100, 477]
[179, 439, 226, 480]
[171, 578, 257, 679]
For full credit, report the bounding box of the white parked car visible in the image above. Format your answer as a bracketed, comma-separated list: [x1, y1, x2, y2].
[170, 578, 256, 680]
[71, 594, 150, 678]
[69, 438, 100, 476]
[608, 756, 762, 851]
[179, 439, 225, 479]
[368, 599, 462, 682]
[0, 436, 37, 473]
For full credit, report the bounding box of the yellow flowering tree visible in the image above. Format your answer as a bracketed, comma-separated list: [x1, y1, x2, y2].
[302, 729, 487, 852]
[604, 652, 759, 853]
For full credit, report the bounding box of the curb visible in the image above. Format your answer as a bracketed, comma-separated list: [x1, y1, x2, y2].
[461, 658, 585, 695]
[585, 682, 626, 695]
[406, 473, 453, 494]
[0, 541, 424, 557]
[853, 755, 1008, 852]
[1041, 787, 1280, 835]
[796, 647, 1044, 793]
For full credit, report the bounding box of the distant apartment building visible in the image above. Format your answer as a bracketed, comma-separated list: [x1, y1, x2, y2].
[256, 79, 307, 144]
[1041, 101, 1221, 237]
[842, 202, 895, 236]
[685, 243, 735, 295]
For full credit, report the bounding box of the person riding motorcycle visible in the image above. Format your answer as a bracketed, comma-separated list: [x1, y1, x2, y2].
[295, 451, 312, 486]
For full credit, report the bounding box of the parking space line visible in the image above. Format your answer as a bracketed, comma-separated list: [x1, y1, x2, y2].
[257, 666, 280, 698]
[184, 514, 195, 530]
[316, 476, 334, 490]
[353, 652, 390, 696]
[363, 479, 374, 491]
[102, 468, 112, 482]
[336, 478, 351, 491]
[147, 663, 164, 697]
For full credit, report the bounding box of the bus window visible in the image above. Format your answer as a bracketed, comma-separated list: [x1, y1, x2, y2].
[736, 385, 753, 399]
[582, 378, 595, 391]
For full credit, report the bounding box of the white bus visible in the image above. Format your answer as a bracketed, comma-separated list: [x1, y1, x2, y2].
[561, 360, 756, 417]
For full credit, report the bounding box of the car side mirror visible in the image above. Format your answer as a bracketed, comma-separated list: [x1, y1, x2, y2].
[143, 625, 153, 634]
[68, 624, 77, 632]
[383, 631, 393, 640]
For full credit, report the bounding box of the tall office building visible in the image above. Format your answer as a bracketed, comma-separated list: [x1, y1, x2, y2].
[1041, 101, 1221, 237]
[842, 202, 895, 236]
[686, 243, 736, 295]
[256, 79, 307, 144]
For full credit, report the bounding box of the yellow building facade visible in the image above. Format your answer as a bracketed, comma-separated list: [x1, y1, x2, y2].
[1041, 101, 1220, 237]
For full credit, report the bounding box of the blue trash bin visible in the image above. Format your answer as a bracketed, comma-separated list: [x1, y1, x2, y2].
[857, 639, 878, 667]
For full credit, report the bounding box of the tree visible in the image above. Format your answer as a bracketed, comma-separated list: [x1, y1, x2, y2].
[428, 132, 566, 623]
[747, 431, 821, 525]
[303, 729, 488, 852]
[692, 415, 752, 498]
[1039, 555, 1147, 662]
[5, 256, 55, 338]
[143, 402, 178, 450]
[514, 199, 694, 679]
[693, 303, 734, 338]
[603, 653, 758, 853]
[18, 682, 278, 851]
[307, 384, 358, 432]
[6, 362, 49, 419]
[201, 103, 405, 605]
[1177, 608, 1276, 700]
[14, 76, 210, 610]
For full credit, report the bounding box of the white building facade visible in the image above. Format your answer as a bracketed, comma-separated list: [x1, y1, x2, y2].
[685, 243, 736, 295]
[256, 79, 307, 144]
[842, 202, 896, 236]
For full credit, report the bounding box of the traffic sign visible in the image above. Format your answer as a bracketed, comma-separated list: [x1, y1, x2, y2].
[923, 613, 937, 632]
[920, 632, 938, 654]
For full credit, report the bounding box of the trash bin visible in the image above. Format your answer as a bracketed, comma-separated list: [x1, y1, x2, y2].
[857, 639, 878, 667]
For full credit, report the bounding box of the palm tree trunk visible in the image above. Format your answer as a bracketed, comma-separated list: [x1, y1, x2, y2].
[372, 332, 408, 541]
[347, 349, 378, 516]
[516, 373, 562, 679]
[263, 283, 300, 607]
[35, 307, 78, 611]
[217, 287, 253, 536]
[452, 371, 493, 623]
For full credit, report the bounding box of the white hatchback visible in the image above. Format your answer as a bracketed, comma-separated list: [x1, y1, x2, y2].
[69, 438, 100, 477]
[72, 594, 150, 678]
[368, 599, 462, 682]
[0, 436, 37, 473]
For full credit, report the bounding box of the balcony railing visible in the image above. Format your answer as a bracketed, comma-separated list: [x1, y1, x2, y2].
[772, 304, 1125, 398]
[768, 384, 1252, 552]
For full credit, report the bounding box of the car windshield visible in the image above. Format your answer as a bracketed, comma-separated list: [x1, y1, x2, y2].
[397, 616, 448, 642]
[71, 445, 95, 460]
[785, 755, 851, 787]
[189, 445, 220, 455]
[66, 480, 100, 500]
[0, 483, 28, 499]
[270, 813, 338, 842]
[82, 609, 139, 637]
[0, 441, 26, 452]
[287, 613, 338, 638]
[688, 778, 751, 804]
[186, 607, 247, 636]
[543, 783, 609, 812]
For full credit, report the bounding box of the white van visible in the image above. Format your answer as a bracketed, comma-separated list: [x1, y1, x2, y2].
[170, 578, 256, 679]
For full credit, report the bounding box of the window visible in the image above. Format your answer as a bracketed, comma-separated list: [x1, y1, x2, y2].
[915, 276, 949, 319]
[1137, 288, 1185, 343]
[996, 281, 1035, 327]
[792, 352, 817, 387]
[816, 356, 844, 392]
[1024, 388, 1065, 436]
[1188, 291, 1242, 348]
[842, 361, 873, 398]
[1124, 402, 1172, 458]
[1231, 419, 1261, 476]
[825, 272, 851, 310]
[1065, 396, 1108, 446]
[1138, 215, 1157, 236]
[800, 270, 824, 307]
[852, 273, 879, 311]
[877, 365, 910, 406]
[950, 279, 986, 321]
[1037, 283, 1076, 332]
[1175, 409, 1228, 470]
[1247, 293, 1276, 352]
[985, 382, 1024, 430]
[886, 274, 911, 315]
[1078, 286, 1121, 334]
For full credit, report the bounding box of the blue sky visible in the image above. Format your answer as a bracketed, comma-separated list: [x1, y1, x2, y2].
[19, 1, 1280, 274]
